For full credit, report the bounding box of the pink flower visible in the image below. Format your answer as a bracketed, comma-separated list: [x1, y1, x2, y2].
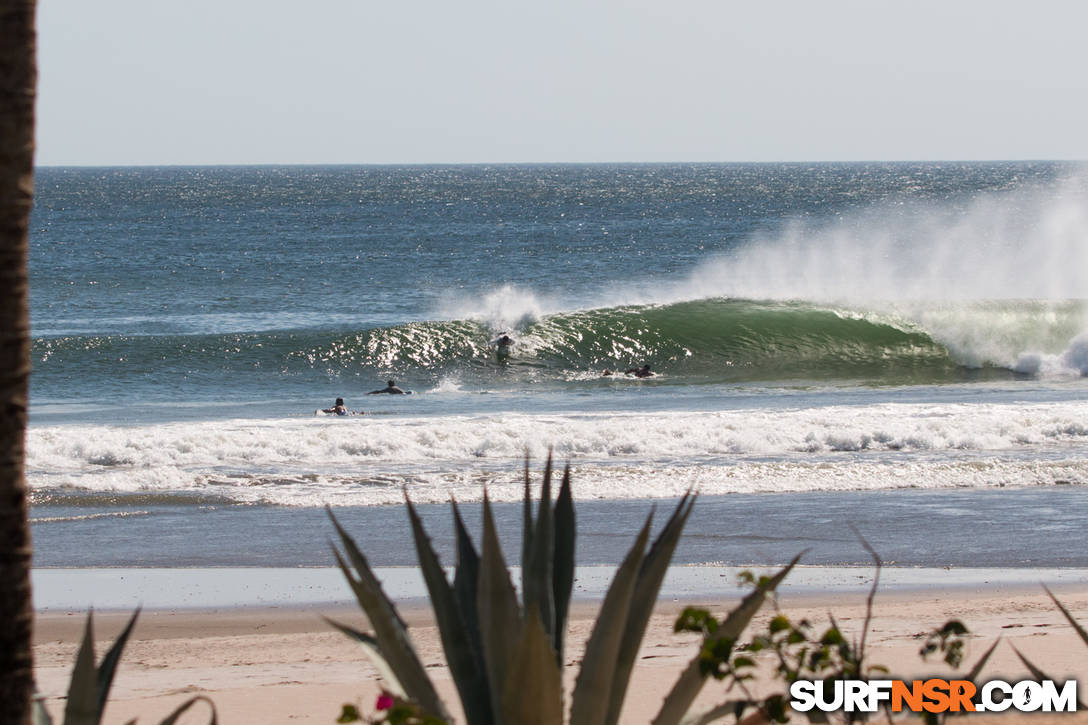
[376, 693, 395, 711]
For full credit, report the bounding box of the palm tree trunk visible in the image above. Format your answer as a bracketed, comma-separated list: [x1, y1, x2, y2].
[0, 0, 37, 722]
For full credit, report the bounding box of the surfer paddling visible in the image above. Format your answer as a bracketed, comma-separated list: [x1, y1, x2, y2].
[318, 397, 362, 416]
[368, 379, 410, 395]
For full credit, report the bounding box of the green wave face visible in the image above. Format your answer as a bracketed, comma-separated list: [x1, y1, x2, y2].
[33, 298, 1088, 391]
[516, 299, 959, 383]
[304, 297, 1088, 385]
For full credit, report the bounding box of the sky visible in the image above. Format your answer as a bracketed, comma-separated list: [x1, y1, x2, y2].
[35, 0, 1088, 166]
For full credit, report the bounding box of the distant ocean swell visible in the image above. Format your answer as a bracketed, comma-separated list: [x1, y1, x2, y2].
[31, 298, 1088, 394]
[26, 401, 1088, 507]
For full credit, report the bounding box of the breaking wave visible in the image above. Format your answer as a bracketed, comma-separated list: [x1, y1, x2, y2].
[33, 297, 1088, 392]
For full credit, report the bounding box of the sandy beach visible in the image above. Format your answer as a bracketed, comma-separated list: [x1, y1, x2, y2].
[33, 578, 1088, 724]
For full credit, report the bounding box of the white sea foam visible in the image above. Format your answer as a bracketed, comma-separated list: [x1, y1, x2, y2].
[30, 510, 152, 524]
[26, 400, 1088, 507]
[1010, 334, 1088, 378]
[428, 375, 467, 394]
[1063, 333, 1088, 375]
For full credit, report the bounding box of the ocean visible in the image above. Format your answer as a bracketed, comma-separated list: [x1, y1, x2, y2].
[27, 162, 1088, 574]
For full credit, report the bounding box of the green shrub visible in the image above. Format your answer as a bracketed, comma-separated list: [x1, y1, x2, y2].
[670, 546, 1001, 725]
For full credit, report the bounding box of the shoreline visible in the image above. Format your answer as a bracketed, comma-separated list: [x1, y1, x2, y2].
[33, 578, 1088, 724]
[31, 487, 1088, 570]
[32, 563, 1088, 612]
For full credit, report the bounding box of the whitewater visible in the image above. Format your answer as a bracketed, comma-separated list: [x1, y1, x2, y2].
[26, 399, 1088, 507]
[25, 163, 1088, 571]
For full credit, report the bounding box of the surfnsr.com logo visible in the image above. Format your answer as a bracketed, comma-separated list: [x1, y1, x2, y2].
[789, 679, 1078, 714]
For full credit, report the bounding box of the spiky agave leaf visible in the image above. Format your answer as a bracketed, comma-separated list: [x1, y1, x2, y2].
[155, 695, 218, 725]
[1010, 643, 1052, 682]
[477, 491, 523, 725]
[604, 492, 697, 725]
[451, 498, 486, 669]
[501, 609, 563, 724]
[94, 608, 141, 718]
[524, 454, 556, 644]
[1009, 644, 1087, 710]
[965, 637, 1001, 684]
[32, 694, 53, 725]
[552, 465, 576, 666]
[569, 515, 653, 725]
[1044, 585, 1088, 648]
[405, 493, 493, 725]
[324, 617, 408, 699]
[652, 554, 802, 725]
[521, 455, 534, 582]
[678, 700, 754, 725]
[63, 608, 141, 725]
[998, 586, 1088, 714]
[327, 508, 450, 721]
[63, 611, 99, 725]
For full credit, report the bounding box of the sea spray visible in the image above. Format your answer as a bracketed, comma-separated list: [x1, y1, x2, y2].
[670, 174, 1088, 304]
[603, 174, 1088, 375]
[441, 283, 549, 333]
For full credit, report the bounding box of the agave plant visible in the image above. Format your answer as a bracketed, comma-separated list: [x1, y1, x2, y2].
[327, 457, 797, 724]
[1008, 585, 1087, 712]
[33, 609, 217, 725]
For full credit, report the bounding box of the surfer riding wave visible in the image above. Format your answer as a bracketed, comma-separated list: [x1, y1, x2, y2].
[491, 333, 515, 361]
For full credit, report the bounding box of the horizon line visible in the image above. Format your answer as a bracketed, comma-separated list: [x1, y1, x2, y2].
[33, 158, 1088, 170]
